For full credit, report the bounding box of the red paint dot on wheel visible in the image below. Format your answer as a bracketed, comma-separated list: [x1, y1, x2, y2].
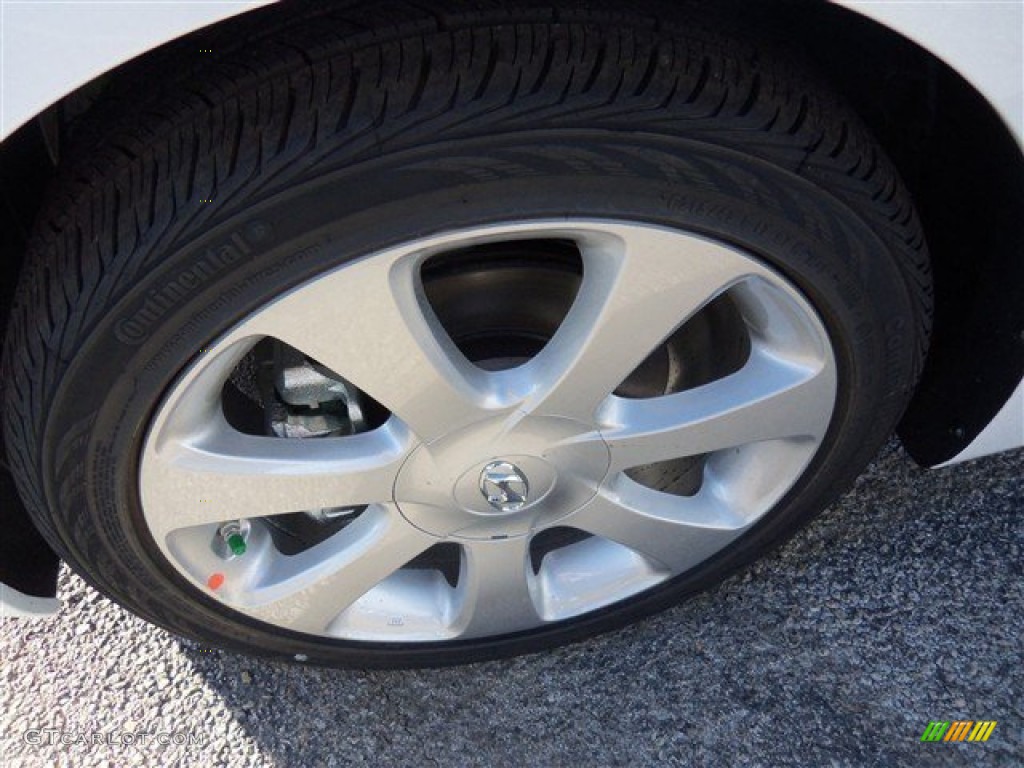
[207, 573, 225, 590]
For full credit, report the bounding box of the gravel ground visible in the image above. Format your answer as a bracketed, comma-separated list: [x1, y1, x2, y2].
[1, 439, 1021, 767]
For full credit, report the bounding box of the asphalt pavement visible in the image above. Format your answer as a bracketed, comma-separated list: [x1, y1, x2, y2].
[2, 439, 1021, 767]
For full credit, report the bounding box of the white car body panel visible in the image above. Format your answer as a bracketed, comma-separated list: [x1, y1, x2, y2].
[940, 380, 1024, 467]
[835, 1, 1023, 143]
[0, 0, 273, 142]
[0, 583, 61, 618]
[0, 0, 1020, 466]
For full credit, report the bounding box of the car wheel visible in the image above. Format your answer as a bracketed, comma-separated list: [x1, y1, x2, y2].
[2, 2, 930, 666]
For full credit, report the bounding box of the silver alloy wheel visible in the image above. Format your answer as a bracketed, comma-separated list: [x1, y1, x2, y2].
[138, 220, 836, 643]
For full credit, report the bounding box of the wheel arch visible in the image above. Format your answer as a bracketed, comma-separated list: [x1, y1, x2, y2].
[1, 0, 1021, 596]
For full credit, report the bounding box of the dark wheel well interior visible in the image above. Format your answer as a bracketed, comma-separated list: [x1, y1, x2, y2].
[777, 2, 1023, 466]
[1, 0, 1021, 475]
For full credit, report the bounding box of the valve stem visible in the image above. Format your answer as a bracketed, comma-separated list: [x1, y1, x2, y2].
[216, 520, 250, 559]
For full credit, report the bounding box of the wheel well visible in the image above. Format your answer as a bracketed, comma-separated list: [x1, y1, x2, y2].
[1, 0, 1021, 469]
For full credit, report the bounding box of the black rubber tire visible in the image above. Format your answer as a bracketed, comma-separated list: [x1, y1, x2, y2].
[2, 1, 931, 667]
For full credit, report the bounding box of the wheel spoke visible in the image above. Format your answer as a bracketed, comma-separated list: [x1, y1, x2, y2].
[245, 250, 499, 441]
[241, 505, 437, 635]
[142, 414, 412, 540]
[561, 482, 747, 573]
[597, 344, 835, 472]
[453, 536, 544, 638]
[522, 225, 757, 422]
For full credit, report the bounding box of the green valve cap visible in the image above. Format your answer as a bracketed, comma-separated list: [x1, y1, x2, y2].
[226, 533, 247, 557]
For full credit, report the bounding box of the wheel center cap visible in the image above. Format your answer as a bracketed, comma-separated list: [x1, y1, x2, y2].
[393, 414, 610, 540]
[479, 461, 529, 512]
